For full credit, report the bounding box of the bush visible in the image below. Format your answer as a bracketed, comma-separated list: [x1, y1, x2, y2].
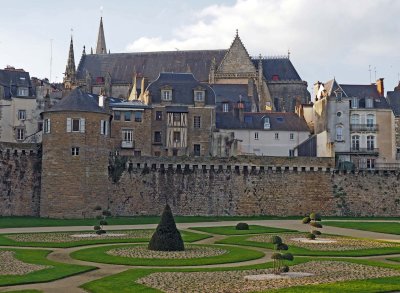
[306, 232, 316, 240]
[309, 212, 316, 220]
[302, 216, 311, 224]
[281, 253, 294, 261]
[271, 236, 282, 245]
[280, 265, 289, 273]
[148, 204, 185, 251]
[312, 230, 321, 235]
[93, 225, 101, 231]
[95, 229, 106, 235]
[99, 220, 108, 226]
[271, 253, 282, 260]
[310, 222, 323, 228]
[235, 222, 249, 230]
[276, 243, 288, 251]
[314, 213, 322, 221]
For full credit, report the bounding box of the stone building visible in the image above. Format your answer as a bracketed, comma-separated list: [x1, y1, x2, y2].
[65, 18, 309, 112]
[0, 67, 40, 143]
[386, 83, 400, 160]
[41, 88, 111, 218]
[143, 73, 215, 156]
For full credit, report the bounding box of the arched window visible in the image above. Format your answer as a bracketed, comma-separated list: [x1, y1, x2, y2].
[351, 114, 360, 125]
[367, 135, 375, 150]
[336, 125, 343, 141]
[366, 114, 375, 127]
[352, 135, 360, 151]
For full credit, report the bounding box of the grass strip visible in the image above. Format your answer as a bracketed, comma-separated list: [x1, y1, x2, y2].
[189, 225, 296, 235]
[323, 221, 400, 235]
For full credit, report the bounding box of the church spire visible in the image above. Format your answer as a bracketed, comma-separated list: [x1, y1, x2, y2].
[64, 35, 76, 89]
[96, 17, 107, 54]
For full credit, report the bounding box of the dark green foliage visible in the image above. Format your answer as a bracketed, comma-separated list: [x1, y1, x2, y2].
[309, 213, 317, 220]
[276, 243, 288, 251]
[99, 220, 108, 226]
[312, 230, 321, 235]
[108, 155, 128, 183]
[271, 235, 282, 245]
[306, 233, 316, 239]
[95, 229, 106, 235]
[148, 204, 185, 251]
[302, 217, 311, 224]
[282, 253, 294, 261]
[271, 253, 282, 260]
[93, 225, 101, 231]
[281, 265, 289, 272]
[235, 222, 249, 230]
[310, 222, 323, 228]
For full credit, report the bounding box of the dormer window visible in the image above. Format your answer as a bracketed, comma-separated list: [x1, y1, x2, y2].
[366, 98, 373, 108]
[335, 91, 343, 101]
[194, 90, 205, 102]
[263, 117, 270, 129]
[17, 87, 28, 97]
[222, 102, 229, 112]
[161, 89, 172, 101]
[351, 97, 358, 109]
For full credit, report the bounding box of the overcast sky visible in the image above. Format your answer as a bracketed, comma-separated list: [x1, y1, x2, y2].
[1, 0, 399, 94]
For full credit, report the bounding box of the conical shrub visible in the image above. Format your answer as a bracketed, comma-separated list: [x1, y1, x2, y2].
[148, 204, 185, 251]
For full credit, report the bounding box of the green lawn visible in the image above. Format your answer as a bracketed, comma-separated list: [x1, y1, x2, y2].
[323, 221, 400, 235]
[0, 248, 95, 286]
[0, 230, 209, 248]
[81, 257, 400, 293]
[217, 235, 400, 257]
[189, 225, 296, 235]
[71, 244, 264, 266]
[3, 291, 42, 293]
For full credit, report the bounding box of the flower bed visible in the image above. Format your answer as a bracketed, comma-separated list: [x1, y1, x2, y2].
[248, 233, 395, 251]
[107, 245, 227, 259]
[0, 251, 51, 275]
[137, 261, 400, 293]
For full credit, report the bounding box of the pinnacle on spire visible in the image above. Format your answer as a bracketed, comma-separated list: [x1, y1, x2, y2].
[63, 36, 76, 88]
[96, 17, 107, 54]
[82, 45, 86, 55]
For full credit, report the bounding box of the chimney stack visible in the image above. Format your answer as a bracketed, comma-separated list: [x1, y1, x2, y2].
[376, 78, 384, 97]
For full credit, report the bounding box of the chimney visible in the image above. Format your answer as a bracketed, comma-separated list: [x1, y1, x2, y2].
[99, 94, 104, 107]
[376, 78, 384, 97]
[236, 101, 244, 123]
[247, 78, 254, 97]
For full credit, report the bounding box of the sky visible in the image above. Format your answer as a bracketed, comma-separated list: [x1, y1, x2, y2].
[1, 0, 400, 94]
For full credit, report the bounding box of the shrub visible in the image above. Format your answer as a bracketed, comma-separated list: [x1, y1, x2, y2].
[282, 253, 294, 261]
[271, 253, 282, 260]
[302, 217, 311, 224]
[310, 222, 322, 228]
[93, 225, 101, 231]
[99, 220, 108, 226]
[309, 213, 316, 220]
[96, 229, 106, 235]
[281, 265, 289, 273]
[235, 222, 249, 230]
[312, 230, 321, 235]
[306, 232, 316, 240]
[271, 235, 282, 245]
[148, 204, 185, 251]
[276, 243, 288, 251]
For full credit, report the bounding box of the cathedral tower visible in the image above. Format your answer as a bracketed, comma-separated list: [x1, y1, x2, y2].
[96, 17, 107, 54]
[63, 36, 76, 89]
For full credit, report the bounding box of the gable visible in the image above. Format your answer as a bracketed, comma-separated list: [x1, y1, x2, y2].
[217, 35, 256, 74]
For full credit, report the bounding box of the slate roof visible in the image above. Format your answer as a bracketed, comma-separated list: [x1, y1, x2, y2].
[109, 99, 152, 109]
[253, 58, 302, 81]
[76, 50, 227, 83]
[0, 69, 34, 99]
[387, 90, 400, 116]
[147, 73, 215, 105]
[211, 84, 255, 112]
[339, 84, 391, 109]
[45, 87, 109, 114]
[216, 112, 310, 131]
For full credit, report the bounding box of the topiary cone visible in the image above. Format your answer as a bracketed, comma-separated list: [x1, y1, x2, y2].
[148, 204, 185, 251]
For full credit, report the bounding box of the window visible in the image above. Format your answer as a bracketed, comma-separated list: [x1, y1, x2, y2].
[173, 131, 180, 143]
[156, 111, 162, 121]
[194, 144, 201, 156]
[172, 149, 178, 156]
[134, 150, 141, 157]
[351, 114, 360, 125]
[336, 126, 343, 141]
[289, 149, 295, 157]
[367, 135, 375, 150]
[122, 129, 133, 142]
[161, 90, 172, 101]
[335, 91, 343, 99]
[290, 133, 294, 140]
[351, 97, 359, 109]
[17, 87, 28, 97]
[114, 111, 121, 121]
[71, 147, 80, 156]
[124, 111, 131, 121]
[272, 74, 280, 81]
[194, 91, 205, 102]
[275, 133, 279, 140]
[135, 111, 142, 122]
[222, 102, 229, 112]
[44, 119, 50, 133]
[336, 111, 342, 117]
[366, 98, 373, 108]
[193, 116, 201, 128]
[366, 114, 374, 127]
[254, 132, 259, 140]
[100, 120, 108, 135]
[154, 131, 161, 143]
[263, 117, 270, 129]
[16, 128, 24, 140]
[67, 118, 85, 133]
[367, 159, 375, 170]
[352, 135, 360, 150]
[18, 110, 26, 120]
[173, 113, 181, 122]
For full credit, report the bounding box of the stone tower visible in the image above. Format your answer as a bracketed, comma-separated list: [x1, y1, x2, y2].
[96, 17, 107, 54]
[63, 36, 76, 90]
[41, 88, 111, 218]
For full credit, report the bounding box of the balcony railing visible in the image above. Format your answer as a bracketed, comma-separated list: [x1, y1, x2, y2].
[121, 140, 134, 148]
[350, 147, 379, 154]
[350, 124, 378, 132]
